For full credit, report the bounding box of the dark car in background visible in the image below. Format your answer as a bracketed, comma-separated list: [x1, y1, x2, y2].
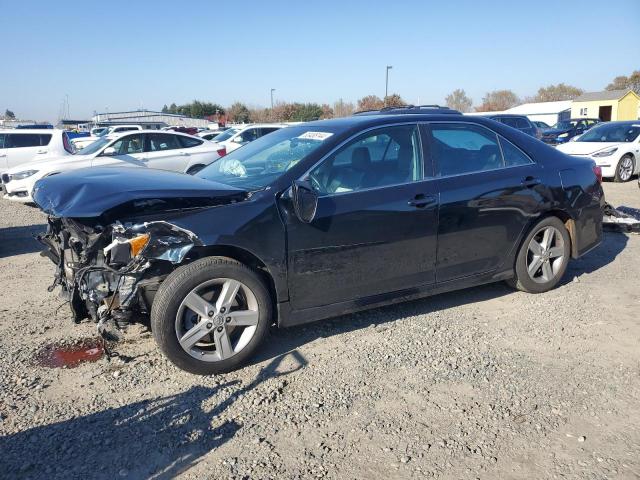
[532, 121, 551, 129]
[32, 106, 604, 375]
[487, 114, 541, 139]
[541, 118, 600, 145]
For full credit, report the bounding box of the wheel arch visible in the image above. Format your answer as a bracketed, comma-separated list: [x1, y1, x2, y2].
[186, 244, 280, 317]
[537, 209, 578, 258]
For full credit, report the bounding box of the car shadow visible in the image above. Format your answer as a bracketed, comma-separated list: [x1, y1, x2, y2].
[0, 351, 307, 479]
[0, 224, 46, 258]
[256, 230, 629, 364]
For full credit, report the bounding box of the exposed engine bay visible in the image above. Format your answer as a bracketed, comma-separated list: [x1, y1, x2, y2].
[38, 217, 202, 331]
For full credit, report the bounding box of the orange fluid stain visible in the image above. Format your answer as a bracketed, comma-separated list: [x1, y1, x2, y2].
[36, 338, 105, 368]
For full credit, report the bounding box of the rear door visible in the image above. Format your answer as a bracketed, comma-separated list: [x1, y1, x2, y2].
[285, 123, 439, 310]
[6, 133, 46, 168]
[0, 134, 6, 171]
[144, 132, 189, 171]
[425, 122, 544, 283]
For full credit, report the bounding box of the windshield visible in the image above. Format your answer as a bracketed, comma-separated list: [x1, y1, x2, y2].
[578, 123, 640, 143]
[197, 126, 336, 189]
[211, 128, 239, 143]
[77, 137, 112, 155]
[552, 121, 578, 130]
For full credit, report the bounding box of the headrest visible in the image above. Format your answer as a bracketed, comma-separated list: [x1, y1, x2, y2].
[351, 147, 371, 170]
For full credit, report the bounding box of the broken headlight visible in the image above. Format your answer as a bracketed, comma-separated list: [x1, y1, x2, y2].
[105, 221, 200, 266]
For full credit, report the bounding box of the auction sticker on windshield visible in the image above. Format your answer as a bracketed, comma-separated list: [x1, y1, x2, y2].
[297, 131, 333, 141]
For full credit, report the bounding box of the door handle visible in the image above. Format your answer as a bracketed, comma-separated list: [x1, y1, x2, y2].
[521, 176, 541, 188]
[179, 151, 190, 156]
[408, 193, 437, 208]
[36, 149, 47, 154]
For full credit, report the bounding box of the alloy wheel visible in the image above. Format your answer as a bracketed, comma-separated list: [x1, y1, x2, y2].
[618, 156, 633, 182]
[175, 278, 259, 362]
[526, 226, 566, 284]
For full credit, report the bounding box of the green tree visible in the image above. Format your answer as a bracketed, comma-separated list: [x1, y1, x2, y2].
[534, 83, 584, 102]
[161, 104, 169, 113]
[227, 102, 251, 123]
[476, 90, 519, 112]
[4, 109, 16, 119]
[168, 103, 178, 114]
[291, 103, 324, 122]
[606, 70, 640, 95]
[445, 89, 473, 112]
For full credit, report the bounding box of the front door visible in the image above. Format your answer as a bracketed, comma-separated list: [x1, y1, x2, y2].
[285, 124, 438, 310]
[92, 133, 147, 168]
[144, 132, 190, 171]
[425, 122, 545, 283]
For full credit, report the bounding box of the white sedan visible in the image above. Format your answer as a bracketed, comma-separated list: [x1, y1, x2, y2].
[2, 130, 226, 203]
[557, 121, 640, 182]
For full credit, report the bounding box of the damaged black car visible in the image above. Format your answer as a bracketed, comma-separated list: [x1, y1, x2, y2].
[33, 107, 604, 375]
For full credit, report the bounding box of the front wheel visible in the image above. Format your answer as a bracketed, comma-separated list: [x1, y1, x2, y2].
[507, 217, 571, 293]
[614, 155, 634, 182]
[151, 257, 272, 375]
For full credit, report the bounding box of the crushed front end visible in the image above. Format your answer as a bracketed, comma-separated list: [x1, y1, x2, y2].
[38, 217, 201, 331]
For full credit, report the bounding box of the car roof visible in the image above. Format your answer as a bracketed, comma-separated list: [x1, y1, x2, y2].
[0, 128, 61, 134]
[302, 113, 501, 130]
[487, 114, 529, 119]
[109, 129, 201, 138]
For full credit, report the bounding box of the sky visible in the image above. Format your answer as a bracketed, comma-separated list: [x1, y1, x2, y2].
[1, 0, 638, 122]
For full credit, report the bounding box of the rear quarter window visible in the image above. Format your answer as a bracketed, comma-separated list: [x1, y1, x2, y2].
[39, 134, 52, 146]
[178, 136, 203, 148]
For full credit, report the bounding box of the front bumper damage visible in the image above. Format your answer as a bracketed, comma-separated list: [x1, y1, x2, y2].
[603, 203, 640, 233]
[38, 217, 202, 330]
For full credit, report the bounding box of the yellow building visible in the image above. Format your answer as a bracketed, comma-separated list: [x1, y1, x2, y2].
[571, 89, 640, 121]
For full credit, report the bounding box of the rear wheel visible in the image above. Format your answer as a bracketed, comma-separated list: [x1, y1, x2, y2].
[614, 155, 634, 182]
[151, 256, 272, 375]
[507, 217, 571, 293]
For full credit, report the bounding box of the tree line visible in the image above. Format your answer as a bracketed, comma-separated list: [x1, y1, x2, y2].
[161, 69, 638, 124]
[446, 69, 639, 113]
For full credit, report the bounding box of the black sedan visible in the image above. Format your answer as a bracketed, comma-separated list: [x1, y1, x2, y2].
[32, 106, 604, 374]
[541, 118, 600, 145]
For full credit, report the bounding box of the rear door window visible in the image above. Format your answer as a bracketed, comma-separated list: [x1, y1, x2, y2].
[39, 134, 52, 146]
[147, 133, 181, 151]
[6, 134, 41, 148]
[429, 123, 504, 176]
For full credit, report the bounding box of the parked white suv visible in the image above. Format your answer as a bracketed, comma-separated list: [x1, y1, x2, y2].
[211, 124, 286, 154]
[72, 125, 143, 150]
[2, 130, 226, 203]
[0, 129, 74, 174]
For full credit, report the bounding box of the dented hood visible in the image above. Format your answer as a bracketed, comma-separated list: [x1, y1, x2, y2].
[33, 167, 244, 218]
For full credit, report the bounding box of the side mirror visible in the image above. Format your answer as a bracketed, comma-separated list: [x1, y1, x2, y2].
[102, 146, 117, 156]
[291, 179, 318, 223]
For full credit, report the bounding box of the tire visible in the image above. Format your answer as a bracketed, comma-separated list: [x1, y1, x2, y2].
[186, 164, 205, 175]
[614, 155, 634, 183]
[151, 256, 272, 375]
[507, 216, 571, 294]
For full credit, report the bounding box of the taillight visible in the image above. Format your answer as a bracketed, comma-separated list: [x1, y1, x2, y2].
[592, 165, 602, 184]
[216, 147, 226, 157]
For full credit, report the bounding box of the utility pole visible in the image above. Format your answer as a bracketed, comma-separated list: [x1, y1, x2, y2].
[385, 66, 393, 100]
[270, 88, 276, 109]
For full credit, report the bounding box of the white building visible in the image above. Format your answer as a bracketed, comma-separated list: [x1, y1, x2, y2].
[467, 100, 572, 126]
[91, 110, 210, 129]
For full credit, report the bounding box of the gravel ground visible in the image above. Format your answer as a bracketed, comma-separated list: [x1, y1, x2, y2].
[0, 181, 639, 480]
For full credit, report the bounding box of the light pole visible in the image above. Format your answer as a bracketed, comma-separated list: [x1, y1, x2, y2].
[270, 88, 276, 109]
[385, 65, 393, 100]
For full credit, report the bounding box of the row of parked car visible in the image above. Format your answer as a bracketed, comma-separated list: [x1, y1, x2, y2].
[0, 122, 288, 202]
[486, 114, 640, 182]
